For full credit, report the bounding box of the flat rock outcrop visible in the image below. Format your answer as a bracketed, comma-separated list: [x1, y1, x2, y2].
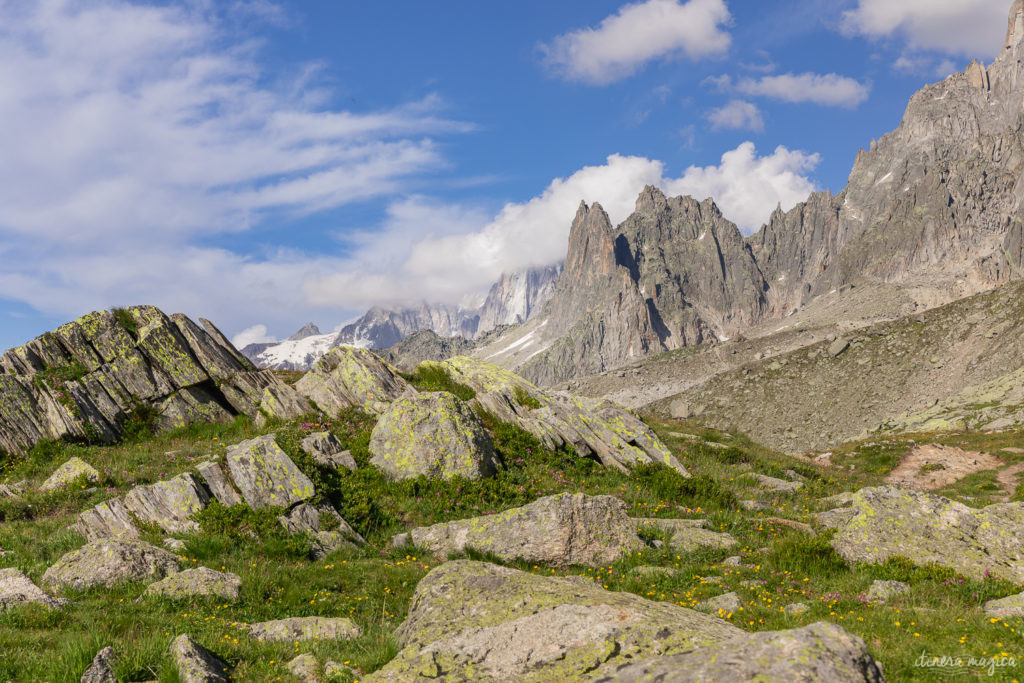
[295, 346, 413, 416]
[369, 392, 498, 481]
[40, 457, 101, 492]
[0, 306, 310, 454]
[367, 561, 883, 681]
[248, 616, 362, 643]
[143, 567, 241, 601]
[826, 486, 1024, 582]
[42, 539, 180, 591]
[393, 493, 643, 567]
[0, 567, 68, 610]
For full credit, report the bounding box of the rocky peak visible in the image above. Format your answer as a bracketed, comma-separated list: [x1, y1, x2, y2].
[1006, 0, 1024, 50]
[634, 184, 668, 214]
[563, 201, 618, 287]
[288, 323, 321, 341]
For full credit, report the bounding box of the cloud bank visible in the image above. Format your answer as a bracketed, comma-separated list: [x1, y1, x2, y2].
[841, 0, 1010, 57]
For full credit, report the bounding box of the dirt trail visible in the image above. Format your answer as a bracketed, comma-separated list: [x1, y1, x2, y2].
[886, 445, 1002, 491]
[996, 462, 1024, 501]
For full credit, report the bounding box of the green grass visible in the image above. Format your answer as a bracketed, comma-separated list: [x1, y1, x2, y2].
[399, 365, 475, 401]
[111, 307, 139, 338]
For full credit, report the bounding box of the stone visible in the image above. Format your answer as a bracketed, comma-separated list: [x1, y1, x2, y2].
[195, 459, 242, 507]
[828, 338, 851, 358]
[784, 602, 809, 615]
[164, 538, 187, 552]
[277, 503, 365, 559]
[287, 653, 320, 682]
[0, 568, 68, 611]
[827, 486, 1024, 582]
[628, 566, 678, 579]
[396, 493, 643, 567]
[756, 517, 816, 536]
[984, 591, 1024, 618]
[80, 646, 117, 683]
[864, 580, 910, 605]
[248, 616, 362, 643]
[224, 435, 315, 509]
[324, 661, 358, 680]
[170, 634, 230, 683]
[740, 499, 771, 511]
[634, 517, 738, 552]
[593, 622, 884, 683]
[749, 473, 804, 493]
[40, 457, 101, 492]
[369, 392, 498, 481]
[722, 556, 741, 567]
[301, 431, 357, 472]
[42, 539, 180, 592]
[256, 383, 313, 423]
[123, 473, 211, 534]
[295, 346, 413, 416]
[695, 592, 741, 616]
[75, 497, 140, 541]
[143, 567, 241, 601]
[0, 480, 25, 498]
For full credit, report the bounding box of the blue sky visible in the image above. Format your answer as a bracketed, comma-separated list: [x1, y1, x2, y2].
[0, 0, 1014, 350]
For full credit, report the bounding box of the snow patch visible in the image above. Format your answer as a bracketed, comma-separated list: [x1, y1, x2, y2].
[874, 171, 893, 186]
[255, 332, 338, 370]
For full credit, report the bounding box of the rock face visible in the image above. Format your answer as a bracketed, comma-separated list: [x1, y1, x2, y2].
[378, 329, 478, 373]
[248, 616, 362, 643]
[369, 392, 498, 481]
[394, 493, 643, 567]
[0, 306, 310, 454]
[170, 634, 230, 683]
[42, 539, 180, 591]
[295, 346, 413, 416]
[40, 457, 101, 492]
[143, 567, 242, 601]
[436, 356, 686, 474]
[0, 568, 68, 610]
[826, 486, 1024, 582]
[80, 646, 117, 683]
[367, 561, 882, 682]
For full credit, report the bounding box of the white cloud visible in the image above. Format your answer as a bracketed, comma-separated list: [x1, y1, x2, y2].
[841, 0, 1010, 57]
[232, 324, 277, 349]
[706, 100, 765, 131]
[305, 144, 819, 310]
[540, 0, 731, 85]
[715, 73, 871, 108]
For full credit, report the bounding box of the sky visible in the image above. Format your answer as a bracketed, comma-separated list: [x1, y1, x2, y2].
[0, 0, 1015, 351]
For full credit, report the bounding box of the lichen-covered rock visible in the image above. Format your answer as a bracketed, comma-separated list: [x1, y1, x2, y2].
[396, 493, 643, 567]
[170, 634, 230, 683]
[40, 457, 101, 492]
[0, 568, 68, 611]
[278, 503, 365, 559]
[143, 567, 241, 601]
[256, 383, 313, 425]
[296, 346, 413, 416]
[80, 646, 117, 683]
[984, 591, 1024, 618]
[784, 602, 809, 615]
[369, 392, 498, 481]
[634, 517, 738, 552]
[366, 560, 743, 682]
[224, 435, 314, 509]
[301, 432, 357, 472]
[749, 473, 804, 493]
[287, 653, 320, 682]
[75, 497, 141, 541]
[864, 580, 909, 605]
[827, 486, 1024, 582]
[696, 592, 741, 616]
[124, 473, 211, 534]
[248, 616, 362, 643]
[195, 459, 242, 506]
[42, 539, 180, 592]
[594, 622, 885, 683]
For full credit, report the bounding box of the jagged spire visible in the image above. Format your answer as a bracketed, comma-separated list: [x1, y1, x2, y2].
[1006, 0, 1023, 50]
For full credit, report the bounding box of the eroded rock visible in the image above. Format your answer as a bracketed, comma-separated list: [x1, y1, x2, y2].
[278, 503, 365, 559]
[224, 435, 314, 509]
[170, 634, 230, 683]
[301, 431, 357, 472]
[40, 457, 101, 492]
[0, 568, 68, 611]
[634, 517, 738, 552]
[42, 539, 180, 592]
[296, 346, 413, 416]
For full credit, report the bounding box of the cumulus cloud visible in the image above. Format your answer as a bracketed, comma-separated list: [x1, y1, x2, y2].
[841, 0, 1010, 57]
[713, 73, 871, 108]
[304, 144, 820, 310]
[706, 100, 765, 131]
[540, 0, 731, 85]
[232, 324, 277, 349]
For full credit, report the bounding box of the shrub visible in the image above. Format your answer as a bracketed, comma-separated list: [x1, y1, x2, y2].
[121, 401, 160, 442]
[631, 464, 738, 511]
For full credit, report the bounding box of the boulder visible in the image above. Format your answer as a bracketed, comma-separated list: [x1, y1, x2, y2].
[369, 392, 498, 481]
[278, 503, 365, 558]
[40, 457, 101, 492]
[301, 431, 357, 472]
[827, 487, 1024, 582]
[255, 384, 314, 425]
[0, 568, 68, 611]
[984, 591, 1024, 618]
[248, 616, 362, 643]
[80, 646, 117, 683]
[594, 622, 884, 683]
[749, 473, 803, 493]
[42, 539, 180, 592]
[634, 518, 738, 552]
[365, 560, 752, 682]
[864, 580, 909, 605]
[324, 661, 358, 680]
[224, 435, 314, 509]
[123, 473, 211, 534]
[170, 634, 230, 683]
[395, 493, 643, 567]
[75, 497, 141, 541]
[195, 459, 242, 507]
[143, 567, 241, 601]
[287, 653, 320, 682]
[296, 346, 413, 416]
[695, 592, 741, 616]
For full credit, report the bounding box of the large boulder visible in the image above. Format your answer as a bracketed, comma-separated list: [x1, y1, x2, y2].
[826, 486, 1024, 582]
[143, 567, 242, 601]
[0, 568, 68, 611]
[366, 561, 883, 681]
[435, 357, 686, 475]
[296, 346, 413, 416]
[248, 617, 362, 643]
[41, 539, 180, 592]
[224, 435, 315, 509]
[369, 392, 498, 481]
[123, 473, 211, 534]
[394, 493, 643, 567]
[40, 457, 101, 492]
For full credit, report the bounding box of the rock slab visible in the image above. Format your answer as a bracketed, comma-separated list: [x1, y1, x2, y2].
[143, 567, 241, 601]
[42, 539, 180, 592]
[248, 617, 362, 643]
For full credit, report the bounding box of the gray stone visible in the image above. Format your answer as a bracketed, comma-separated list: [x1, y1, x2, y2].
[224, 435, 315, 510]
[634, 517, 738, 552]
[287, 653, 320, 682]
[0, 568, 68, 611]
[398, 493, 643, 567]
[828, 338, 851, 358]
[295, 346, 413, 416]
[123, 473, 211, 534]
[143, 567, 241, 601]
[750, 473, 804, 493]
[369, 392, 498, 481]
[42, 539, 180, 592]
[75, 497, 140, 541]
[80, 646, 117, 683]
[248, 616, 362, 643]
[164, 538, 187, 552]
[722, 556, 742, 567]
[695, 592, 741, 616]
[324, 661, 358, 680]
[984, 591, 1024, 618]
[256, 383, 313, 423]
[784, 602, 809, 615]
[864, 580, 910, 605]
[40, 457, 101, 492]
[170, 634, 229, 683]
[277, 503, 365, 559]
[741, 499, 771, 511]
[301, 431, 356, 472]
[196, 459, 242, 506]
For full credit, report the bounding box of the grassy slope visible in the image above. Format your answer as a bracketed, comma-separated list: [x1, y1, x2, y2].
[1, 386, 1024, 680]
